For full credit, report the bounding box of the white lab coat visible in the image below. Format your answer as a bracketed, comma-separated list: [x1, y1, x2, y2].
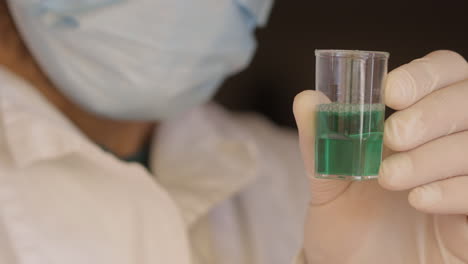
[0, 67, 309, 264]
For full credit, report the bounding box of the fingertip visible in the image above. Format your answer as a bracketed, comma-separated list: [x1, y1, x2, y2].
[378, 153, 413, 191]
[293, 90, 312, 119]
[384, 108, 425, 152]
[378, 160, 399, 191]
[293, 90, 328, 118]
[408, 184, 443, 213]
[293, 90, 330, 136]
[383, 115, 410, 152]
[408, 187, 423, 210]
[385, 68, 415, 110]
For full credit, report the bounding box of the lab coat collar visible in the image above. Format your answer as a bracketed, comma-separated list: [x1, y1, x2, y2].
[0, 67, 88, 168]
[0, 67, 261, 226]
[151, 104, 260, 226]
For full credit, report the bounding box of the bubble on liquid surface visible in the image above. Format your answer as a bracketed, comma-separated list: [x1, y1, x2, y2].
[317, 103, 385, 113]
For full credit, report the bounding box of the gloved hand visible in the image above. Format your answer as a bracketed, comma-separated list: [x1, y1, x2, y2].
[293, 50, 468, 264]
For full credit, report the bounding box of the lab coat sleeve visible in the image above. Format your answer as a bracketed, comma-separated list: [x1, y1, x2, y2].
[231, 110, 311, 264]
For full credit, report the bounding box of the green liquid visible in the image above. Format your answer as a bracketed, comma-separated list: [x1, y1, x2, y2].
[315, 104, 385, 177]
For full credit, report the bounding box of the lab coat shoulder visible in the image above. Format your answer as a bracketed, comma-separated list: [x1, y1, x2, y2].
[0, 145, 192, 264]
[0, 146, 192, 264]
[0, 68, 192, 264]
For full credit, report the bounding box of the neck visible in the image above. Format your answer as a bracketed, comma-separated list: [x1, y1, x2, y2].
[0, 50, 156, 158]
[20, 63, 156, 157]
[65, 107, 156, 157]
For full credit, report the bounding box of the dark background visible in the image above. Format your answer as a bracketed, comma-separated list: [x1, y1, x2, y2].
[215, 0, 468, 128]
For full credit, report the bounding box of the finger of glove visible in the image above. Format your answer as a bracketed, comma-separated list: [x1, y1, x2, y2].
[409, 176, 468, 215]
[379, 131, 468, 191]
[384, 79, 468, 152]
[385, 50, 468, 110]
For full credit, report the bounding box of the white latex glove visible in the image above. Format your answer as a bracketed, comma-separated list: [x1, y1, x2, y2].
[294, 50, 468, 264]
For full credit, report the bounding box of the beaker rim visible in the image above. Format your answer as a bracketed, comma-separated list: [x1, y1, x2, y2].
[315, 49, 390, 59]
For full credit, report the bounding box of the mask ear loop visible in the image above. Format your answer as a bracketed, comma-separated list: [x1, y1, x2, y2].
[32, 0, 126, 29]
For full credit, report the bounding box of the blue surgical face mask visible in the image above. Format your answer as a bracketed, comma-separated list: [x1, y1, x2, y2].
[7, 0, 273, 121]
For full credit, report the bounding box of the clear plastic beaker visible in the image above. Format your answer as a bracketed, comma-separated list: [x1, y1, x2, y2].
[315, 50, 389, 181]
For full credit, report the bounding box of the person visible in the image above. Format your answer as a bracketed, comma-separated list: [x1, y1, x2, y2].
[1, 1, 308, 264]
[0, 1, 467, 264]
